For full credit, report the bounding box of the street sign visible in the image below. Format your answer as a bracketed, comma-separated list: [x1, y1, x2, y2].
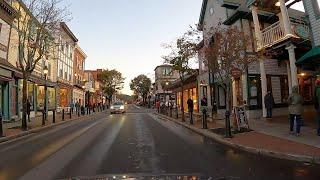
[234, 106, 249, 131]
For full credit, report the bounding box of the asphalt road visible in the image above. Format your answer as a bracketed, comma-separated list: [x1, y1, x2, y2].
[0, 105, 320, 180]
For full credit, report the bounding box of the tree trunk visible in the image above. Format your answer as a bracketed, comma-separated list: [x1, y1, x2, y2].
[22, 74, 29, 130]
[180, 83, 185, 122]
[225, 81, 233, 137]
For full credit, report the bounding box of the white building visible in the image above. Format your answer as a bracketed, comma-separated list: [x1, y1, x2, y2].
[198, 0, 312, 118]
[56, 22, 78, 108]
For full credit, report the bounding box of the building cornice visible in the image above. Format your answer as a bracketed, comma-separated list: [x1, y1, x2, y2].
[60, 22, 78, 43]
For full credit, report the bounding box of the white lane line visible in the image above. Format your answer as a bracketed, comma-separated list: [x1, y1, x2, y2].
[133, 105, 141, 109]
[19, 118, 122, 180]
[19, 120, 102, 180]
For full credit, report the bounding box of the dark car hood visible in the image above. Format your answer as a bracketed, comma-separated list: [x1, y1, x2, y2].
[62, 173, 235, 180]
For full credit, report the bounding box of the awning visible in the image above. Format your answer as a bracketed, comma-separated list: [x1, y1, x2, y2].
[296, 46, 320, 65]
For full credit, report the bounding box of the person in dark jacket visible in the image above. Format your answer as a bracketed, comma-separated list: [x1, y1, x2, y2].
[288, 86, 303, 136]
[187, 98, 194, 124]
[201, 96, 208, 129]
[264, 91, 275, 118]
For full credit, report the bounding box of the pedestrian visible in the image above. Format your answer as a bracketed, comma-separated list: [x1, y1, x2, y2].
[314, 79, 320, 136]
[70, 101, 74, 114]
[264, 91, 275, 118]
[75, 101, 79, 114]
[187, 98, 194, 124]
[156, 100, 160, 113]
[201, 95, 208, 129]
[288, 86, 303, 136]
[26, 99, 31, 122]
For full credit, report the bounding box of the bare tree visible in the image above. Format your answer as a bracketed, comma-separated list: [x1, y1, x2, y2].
[201, 25, 257, 137]
[11, 0, 70, 130]
[163, 27, 201, 121]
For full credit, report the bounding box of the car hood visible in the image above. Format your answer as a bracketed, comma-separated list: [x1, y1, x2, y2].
[61, 174, 232, 180]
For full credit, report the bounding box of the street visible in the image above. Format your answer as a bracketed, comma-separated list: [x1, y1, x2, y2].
[0, 105, 320, 180]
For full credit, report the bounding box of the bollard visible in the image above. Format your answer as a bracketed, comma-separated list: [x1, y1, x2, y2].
[53, 110, 56, 123]
[69, 110, 72, 119]
[62, 109, 65, 121]
[202, 109, 207, 129]
[42, 111, 45, 126]
[0, 115, 3, 137]
[225, 110, 232, 138]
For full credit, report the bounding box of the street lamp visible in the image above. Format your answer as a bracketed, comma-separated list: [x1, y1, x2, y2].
[43, 65, 49, 124]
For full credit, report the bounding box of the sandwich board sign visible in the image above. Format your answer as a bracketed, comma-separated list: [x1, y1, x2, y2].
[234, 106, 249, 131]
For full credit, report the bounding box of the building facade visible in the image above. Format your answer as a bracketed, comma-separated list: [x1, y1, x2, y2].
[154, 64, 179, 103]
[73, 45, 87, 106]
[198, 0, 311, 118]
[0, 0, 17, 121]
[56, 22, 78, 109]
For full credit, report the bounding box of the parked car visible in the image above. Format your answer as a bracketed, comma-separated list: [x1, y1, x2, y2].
[110, 101, 125, 114]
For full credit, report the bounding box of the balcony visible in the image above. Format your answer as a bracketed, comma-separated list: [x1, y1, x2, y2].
[259, 18, 310, 50]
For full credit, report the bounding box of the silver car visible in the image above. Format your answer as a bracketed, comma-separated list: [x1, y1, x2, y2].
[110, 101, 126, 114]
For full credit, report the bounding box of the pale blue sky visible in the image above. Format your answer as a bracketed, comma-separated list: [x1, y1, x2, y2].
[63, 0, 304, 95]
[62, 0, 202, 94]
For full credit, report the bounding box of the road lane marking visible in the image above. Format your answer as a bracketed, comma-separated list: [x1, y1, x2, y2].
[19, 118, 122, 180]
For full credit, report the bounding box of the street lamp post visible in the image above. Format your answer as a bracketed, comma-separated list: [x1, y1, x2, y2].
[43, 66, 49, 125]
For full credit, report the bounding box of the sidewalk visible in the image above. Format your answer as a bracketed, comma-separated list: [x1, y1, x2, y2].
[1, 109, 107, 139]
[153, 112, 320, 164]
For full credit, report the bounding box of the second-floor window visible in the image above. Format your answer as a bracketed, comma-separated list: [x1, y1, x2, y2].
[162, 68, 172, 76]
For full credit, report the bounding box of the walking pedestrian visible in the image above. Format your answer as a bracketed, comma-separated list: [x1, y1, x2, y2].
[314, 79, 320, 136]
[26, 99, 31, 122]
[187, 98, 194, 124]
[288, 86, 303, 136]
[264, 91, 274, 118]
[70, 101, 74, 114]
[156, 100, 160, 113]
[201, 95, 208, 129]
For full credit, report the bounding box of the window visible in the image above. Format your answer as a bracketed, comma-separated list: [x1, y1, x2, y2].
[314, 0, 320, 18]
[162, 67, 172, 76]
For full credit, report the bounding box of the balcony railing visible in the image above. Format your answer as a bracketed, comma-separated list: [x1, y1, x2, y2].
[259, 18, 310, 50]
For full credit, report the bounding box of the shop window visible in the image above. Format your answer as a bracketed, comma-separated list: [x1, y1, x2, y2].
[248, 75, 261, 109]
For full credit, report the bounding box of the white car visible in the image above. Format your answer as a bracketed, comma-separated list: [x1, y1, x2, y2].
[110, 102, 125, 114]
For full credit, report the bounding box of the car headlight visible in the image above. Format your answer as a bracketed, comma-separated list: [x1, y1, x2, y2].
[110, 106, 114, 109]
[120, 105, 124, 110]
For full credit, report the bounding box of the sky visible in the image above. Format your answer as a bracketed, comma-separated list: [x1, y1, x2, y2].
[62, 0, 202, 95]
[62, 0, 305, 95]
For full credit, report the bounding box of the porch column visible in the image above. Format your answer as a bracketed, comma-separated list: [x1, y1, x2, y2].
[279, 0, 292, 36]
[259, 59, 267, 118]
[250, 6, 263, 49]
[286, 60, 292, 94]
[286, 44, 298, 87]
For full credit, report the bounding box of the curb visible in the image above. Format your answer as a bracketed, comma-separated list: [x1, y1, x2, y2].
[153, 113, 320, 165]
[0, 111, 107, 144]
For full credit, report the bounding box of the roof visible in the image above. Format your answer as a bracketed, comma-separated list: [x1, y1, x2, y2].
[198, 0, 208, 31]
[60, 22, 78, 42]
[223, 0, 306, 25]
[154, 64, 172, 71]
[75, 44, 87, 59]
[296, 46, 320, 65]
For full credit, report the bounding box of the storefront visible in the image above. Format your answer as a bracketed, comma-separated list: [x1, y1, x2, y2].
[37, 86, 56, 110]
[0, 66, 12, 121]
[167, 73, 199, 113]
[57, 81, 73, 108]
[73, 87, 85, 105]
